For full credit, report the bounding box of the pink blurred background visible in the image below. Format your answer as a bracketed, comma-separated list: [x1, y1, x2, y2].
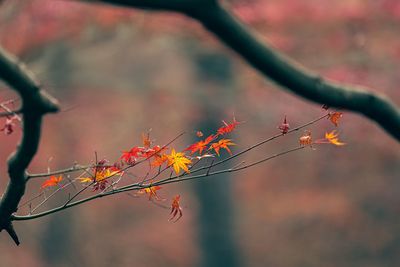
[0, 0, 399, 266]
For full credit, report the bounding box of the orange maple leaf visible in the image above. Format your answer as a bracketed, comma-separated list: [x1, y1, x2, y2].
[41, 175, 62, 189]
[328, 112, 343, 127]
[151, 153, 169, 167]
[169, 194, 183, 222]
[216, 117, 240, 136]
[210, 139, 235, 156]
[138, 185, 162, 201]
[185, 135, 215, 155]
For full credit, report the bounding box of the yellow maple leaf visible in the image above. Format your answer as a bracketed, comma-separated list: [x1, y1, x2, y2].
[325, 130, 346, 146]
[167, 149, 192, 174]
[79, 168, 120, 183]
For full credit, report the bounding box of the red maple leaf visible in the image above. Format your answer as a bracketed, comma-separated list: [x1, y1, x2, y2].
[120, 146, 144, 164]
[41, 175, 62, 189]
[185, 135, 215, 155]
[216, 117, 240, 136]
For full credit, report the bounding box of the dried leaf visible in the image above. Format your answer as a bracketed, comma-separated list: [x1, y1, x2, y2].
[299, 131, 312, 146]
[278, 115, 290, 134]
[169, 194, 183, 222]
[142, 132, 152, 148]
[328, 112, 343, 127]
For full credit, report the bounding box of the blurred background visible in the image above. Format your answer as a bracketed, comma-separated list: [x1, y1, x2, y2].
[0, 0, 399, 266]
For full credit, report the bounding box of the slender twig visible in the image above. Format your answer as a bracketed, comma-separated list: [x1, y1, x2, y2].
[13, 114, 326, 220]
[188, 113, 329, 176]
[11, 144, 307, 221]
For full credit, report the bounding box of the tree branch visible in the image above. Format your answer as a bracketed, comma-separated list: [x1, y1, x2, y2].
[79, 0, 216, 12]
[79, 0, 400, 141]
[0, 46, 59, 245]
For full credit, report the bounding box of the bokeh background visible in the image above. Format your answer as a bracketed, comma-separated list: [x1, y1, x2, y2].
[0, 0, 399, 266]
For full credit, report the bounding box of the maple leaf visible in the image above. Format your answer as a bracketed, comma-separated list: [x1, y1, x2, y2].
[328, 112, 343, 126]
[324, 130, 346, 146]
[196, 131, 203, 137]
[169, 194, 183, 222]
[210, 139, 235, 156]
[185, 135, 215, 155]
[142, 132, 152, 148]
[167, 149, 192, 174]
[216, 117, 240, 136]
[278, 115, 290, 134]
[79, 168, 121, 191]
[41, 175, 62, 189]
[120, 146, 144, 164]
[142, 145, 167, 159]
[299, 130, 312, 146]
[138, 185, 162, 201]
[151, 153, 169, 167]
[78, 177, 93, 183]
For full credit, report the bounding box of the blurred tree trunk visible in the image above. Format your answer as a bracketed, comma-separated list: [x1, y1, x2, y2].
[192, 52, 242, 267]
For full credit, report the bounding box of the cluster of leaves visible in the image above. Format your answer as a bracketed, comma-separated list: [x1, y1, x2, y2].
[18, 110, 345, 223]
[34, 117, 242, 222]
[297, 111, 345, 147]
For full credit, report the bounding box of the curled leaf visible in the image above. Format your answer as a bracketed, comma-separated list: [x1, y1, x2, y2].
[278, 115, 290, 134]
[169, 194, 183, 222]
[299, 131, 312, 146]
[142, 131, 152, 148]
[328, 112, 343, 127]
[216, 117, 240, 136]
